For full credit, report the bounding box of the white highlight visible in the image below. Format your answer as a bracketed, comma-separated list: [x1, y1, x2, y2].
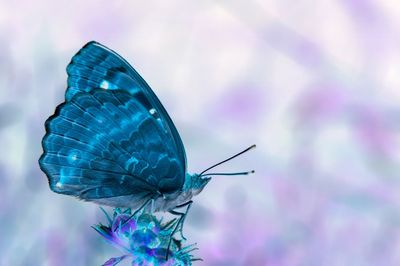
[100, 80, 110, 89]
[149, 108, 156, 115]
[56, 182, 63, 188]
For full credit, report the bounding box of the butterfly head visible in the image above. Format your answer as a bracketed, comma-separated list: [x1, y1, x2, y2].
[183, 145, 256, 196]
[183, 173, 211, 196]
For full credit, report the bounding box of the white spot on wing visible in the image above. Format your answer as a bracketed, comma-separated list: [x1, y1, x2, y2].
[67, 150, 80, 164]
[100, 80, 110, 89]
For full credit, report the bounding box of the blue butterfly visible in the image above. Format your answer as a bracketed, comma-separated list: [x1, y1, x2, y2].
[39, 41, 254, 246]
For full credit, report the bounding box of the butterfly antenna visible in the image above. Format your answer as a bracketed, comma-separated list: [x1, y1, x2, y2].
[199, 144, 256, 176]
[201, 170, 255, 177]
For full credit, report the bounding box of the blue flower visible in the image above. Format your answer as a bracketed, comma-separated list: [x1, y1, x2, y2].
[93, 208, 198, 265]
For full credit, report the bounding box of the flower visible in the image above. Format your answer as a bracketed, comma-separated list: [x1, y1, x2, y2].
[93, 208, 198, 266]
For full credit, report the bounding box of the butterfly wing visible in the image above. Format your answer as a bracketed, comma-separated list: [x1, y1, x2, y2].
[39, 89, 184, 207]
[65, 41, 187, 173]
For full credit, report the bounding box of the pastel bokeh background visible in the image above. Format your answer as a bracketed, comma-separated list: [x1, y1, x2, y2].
[1, 1, 400, 265]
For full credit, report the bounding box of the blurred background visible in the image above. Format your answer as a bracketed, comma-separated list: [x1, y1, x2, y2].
[1, 0, 400, 265]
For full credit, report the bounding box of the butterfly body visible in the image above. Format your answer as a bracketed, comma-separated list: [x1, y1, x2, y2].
[76, 173, 208, 212]
[39, 41, 213, 213]
[152, 173, 211, 212]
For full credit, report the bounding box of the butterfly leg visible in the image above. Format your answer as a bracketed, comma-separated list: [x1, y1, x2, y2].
[99, 207, 112, 225]
[165, 201, 193, 260]
[166, 213, 185, 261]
[170, 200, 193, 240]
[117, 197, 153, 231]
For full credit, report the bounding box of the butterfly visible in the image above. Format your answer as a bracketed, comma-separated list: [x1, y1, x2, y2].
[38, 41, 255, 251]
